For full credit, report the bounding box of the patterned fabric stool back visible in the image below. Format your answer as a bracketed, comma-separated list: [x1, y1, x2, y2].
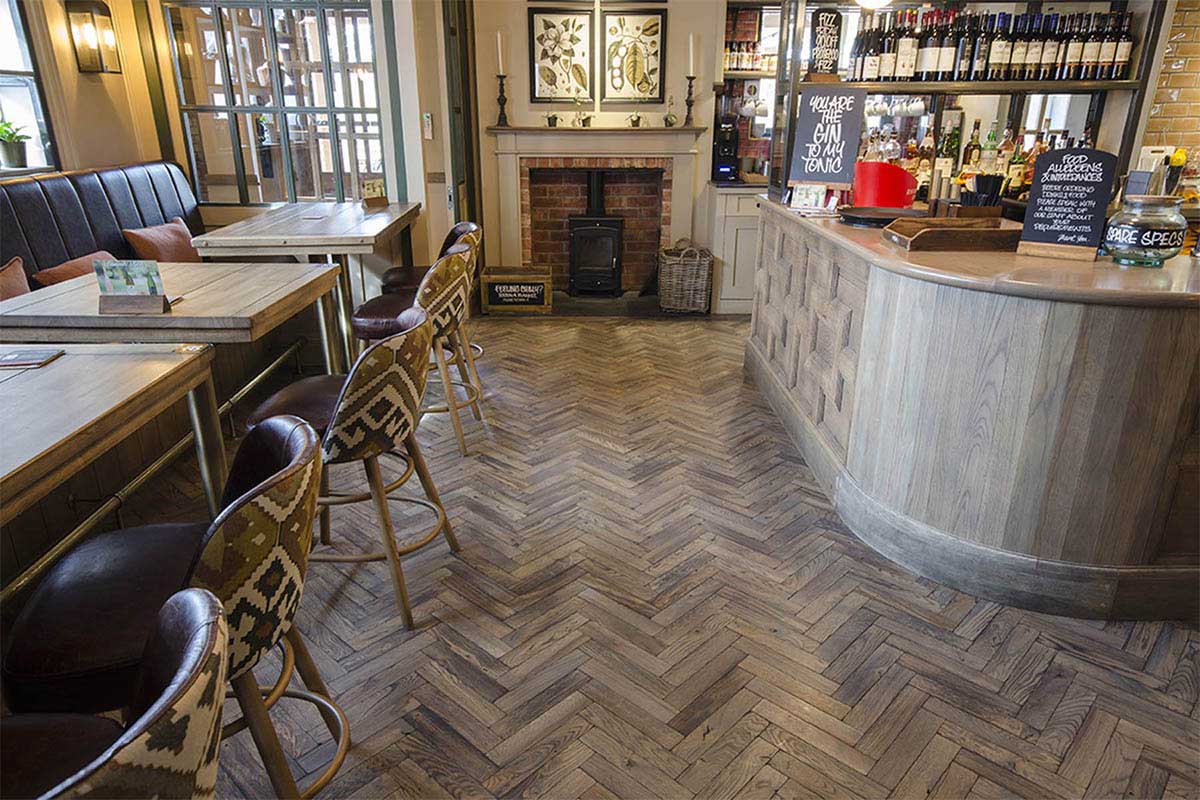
[453, 224, 482, 287]
[323, 308, 433, 466]
[416, 243, 473, 339]
[51, 588, 228, 800]
[187, 416, 322, 679]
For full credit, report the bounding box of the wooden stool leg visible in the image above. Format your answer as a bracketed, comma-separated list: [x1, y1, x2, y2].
[364, 455, 415, 628]
[453, 328, 483, 420]
[434, 337, 468, 456]
[230, 670, 301, 800]
[459, 323, 485, 404]
[405, 432, 460, 552]
[285, 628, 343, 740]
[318, 464, 331, 545]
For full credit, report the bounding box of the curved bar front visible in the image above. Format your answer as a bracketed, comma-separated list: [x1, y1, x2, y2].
[746, 199, 1199, 620]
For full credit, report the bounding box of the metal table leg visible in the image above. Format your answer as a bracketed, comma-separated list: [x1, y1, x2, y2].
[315, 291, 346, 375]
[333, 255, 357, 366]
[187, 375, 228, 519]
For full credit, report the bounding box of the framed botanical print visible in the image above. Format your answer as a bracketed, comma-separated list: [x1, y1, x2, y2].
[528, 9, 593, 102]
[601, 9, 666, 103]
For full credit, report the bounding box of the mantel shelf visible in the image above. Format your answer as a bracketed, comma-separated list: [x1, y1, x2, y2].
[486, 125, 707, 134]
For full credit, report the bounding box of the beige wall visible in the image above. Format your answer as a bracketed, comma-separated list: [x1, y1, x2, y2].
[23, 0, 160, 170]
[473, 0, 722, 267]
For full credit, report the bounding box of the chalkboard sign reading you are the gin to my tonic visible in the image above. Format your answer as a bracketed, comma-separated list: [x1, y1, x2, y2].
[1017, 148, 1117, 261]
[788, 86, 867, 189]
[808, 10, 842, 75]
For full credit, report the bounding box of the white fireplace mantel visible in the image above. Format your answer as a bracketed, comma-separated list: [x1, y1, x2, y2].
[486, 125, 707, 266]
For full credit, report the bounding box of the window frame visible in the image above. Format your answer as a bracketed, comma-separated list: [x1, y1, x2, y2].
[0, 0, 59, 174]
[162, 0, 383, 205]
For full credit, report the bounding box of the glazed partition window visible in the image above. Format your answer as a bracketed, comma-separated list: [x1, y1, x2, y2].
[0, 0, 56, 172]
[163, 1, 384, 204]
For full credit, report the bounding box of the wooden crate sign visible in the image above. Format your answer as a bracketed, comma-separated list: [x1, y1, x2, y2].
[482, 268, 552, 314]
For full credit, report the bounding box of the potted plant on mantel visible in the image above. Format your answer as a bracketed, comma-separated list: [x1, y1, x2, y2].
[628, 112, 643, 129]
[0, 121, 30, 169]
[543, 112, 560, 128]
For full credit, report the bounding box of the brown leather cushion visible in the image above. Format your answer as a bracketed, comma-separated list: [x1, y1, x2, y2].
[2, 522, 207, 713]
[245, 374, 346, 435]
[351, 290, 420, 341]
[32, 250, 116, 288]
[381, 266, 424, 293]
[122, 217, 200, 263]
[1, 713, 124, 799]
[0, 256, 29, 299]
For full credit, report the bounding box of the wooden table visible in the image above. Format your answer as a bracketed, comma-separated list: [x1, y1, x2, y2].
[0, 261, 348, 372]
[0, 344, 225, 600]
[192, 201, 422, 366]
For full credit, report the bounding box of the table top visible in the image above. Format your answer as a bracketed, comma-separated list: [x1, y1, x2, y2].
[763, 199, 1200, 308]
[0, 262, 339, 343]
[0, 343, 214, 524]
[192, 201, 421, 254]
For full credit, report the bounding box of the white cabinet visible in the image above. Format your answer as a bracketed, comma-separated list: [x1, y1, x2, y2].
[708, 186, 763, 315]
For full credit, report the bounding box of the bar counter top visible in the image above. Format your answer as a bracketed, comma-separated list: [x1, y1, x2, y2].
[746, 199, 1199, 622]
[787, 213, 1199, 308]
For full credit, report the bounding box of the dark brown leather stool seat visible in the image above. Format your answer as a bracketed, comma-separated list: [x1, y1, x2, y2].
[380, 270, 421, 294]
[351, 288, 418, 342]
[0, 713, 125, 799]
[244, 374, 345, 434]
[2, 523, 207, 713]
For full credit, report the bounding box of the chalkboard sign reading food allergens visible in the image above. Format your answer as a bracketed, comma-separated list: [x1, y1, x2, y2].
[788, 86, 867, 189]
[1017, 148, 1117, 261]
[808, 10, 842, 75]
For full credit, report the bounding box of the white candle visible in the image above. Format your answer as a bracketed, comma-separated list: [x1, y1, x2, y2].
[688, 34, 694, 76]
[496, 30, 505, 75]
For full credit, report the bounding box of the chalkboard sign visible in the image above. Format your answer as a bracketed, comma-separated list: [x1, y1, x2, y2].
[1017, 148, 1117, 261]
[482, 267, 553, 314]
[788, 86, 867, 189]
[808, 10, 842, 75]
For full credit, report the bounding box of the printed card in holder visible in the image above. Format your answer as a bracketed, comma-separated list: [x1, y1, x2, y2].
[0, 348, 65, 369]
[362, 178, 387, 208]
[94, 259, 173, 315]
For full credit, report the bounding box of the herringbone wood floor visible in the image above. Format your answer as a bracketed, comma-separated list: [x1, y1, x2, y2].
[142, 317, 1198, 800]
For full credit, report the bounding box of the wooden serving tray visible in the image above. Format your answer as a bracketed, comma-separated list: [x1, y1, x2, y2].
[882, 217, 1022, 252]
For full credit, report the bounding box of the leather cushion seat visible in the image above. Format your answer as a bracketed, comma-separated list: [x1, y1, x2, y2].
[351, 290, 420, 342]
[245, 374, 345, 434]
[381, 268, 422, 294]
[0, 713, 124, 799]
[2, 522, 207, 713]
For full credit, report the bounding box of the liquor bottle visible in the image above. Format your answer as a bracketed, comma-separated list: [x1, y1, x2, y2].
[1022, 120, 1050, 186]
[1110, 12, 1134, 79]
[1097, 13, 1119, 80]
[997, 127, 1017, 174]
[917, 11, 940, 81]
[880, 12, 898, 81]
[954, 13, 975, 81]
[1060, 15, 1085, 80]
[896, 10, 918, 81]
[980, 122, 999, 172]
[936, 10, 957, 81]
[971, 14, 994, 81]
[934, 120, 960, 181]
[1038, 14, 1061, 80]
[1010, 15, 1029, 81]
[902, 136, 920, 174]
[862, 13, 881, 81]
[1023, 13, 1044, 80]
[986, 12, 1011, 80]
[1081, 14, 1103, 80]
[962, 119, 983, 168]
[1005, 141, 1026, 196]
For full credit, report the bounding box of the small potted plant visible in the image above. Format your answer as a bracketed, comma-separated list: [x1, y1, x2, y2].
[628, 112, 643, 129]
[544, 112, 560, 128]
[572, 91, 592, 127]
[0, 121, 30, 169]
[663, 96, 678, 128]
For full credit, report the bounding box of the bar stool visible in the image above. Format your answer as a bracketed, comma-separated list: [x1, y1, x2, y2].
[0, 588, 227, 800]
[2, 415, 349, 800]
[244, 306, 459, 629]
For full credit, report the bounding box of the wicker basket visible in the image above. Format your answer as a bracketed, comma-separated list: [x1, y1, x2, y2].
[658, 239, 713, 313]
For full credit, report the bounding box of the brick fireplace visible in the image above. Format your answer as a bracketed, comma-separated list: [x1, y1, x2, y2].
[521, 157, 673, 292]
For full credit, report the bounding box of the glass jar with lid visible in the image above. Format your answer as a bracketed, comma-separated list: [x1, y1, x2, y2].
[1102, 195, 1189, 267]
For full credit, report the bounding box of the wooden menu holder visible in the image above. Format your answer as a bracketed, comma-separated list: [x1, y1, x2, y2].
[98, 294, 172, 315]
[362, 195, 388, 209]
[803, 72, 841, 83]
[882, 217, 1022, 252]
[1016, 241, 1098, 262]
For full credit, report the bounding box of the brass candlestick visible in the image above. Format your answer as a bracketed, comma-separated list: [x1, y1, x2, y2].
[684, 75, 696, 126]
[496, 74, 509, 127]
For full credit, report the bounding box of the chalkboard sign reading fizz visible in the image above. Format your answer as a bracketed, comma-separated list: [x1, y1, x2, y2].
[1017, 148, 1117, 262]
[808, 11, 842, 76]
[788, 86, 867, 189]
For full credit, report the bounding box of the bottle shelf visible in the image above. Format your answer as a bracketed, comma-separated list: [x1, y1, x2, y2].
[841, 78, 1138, 95]
[724, 70, 776, 79]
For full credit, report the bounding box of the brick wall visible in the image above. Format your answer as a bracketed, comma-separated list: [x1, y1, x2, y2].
[1146, 0, 1200, 151]
[521, 157, 673, 293]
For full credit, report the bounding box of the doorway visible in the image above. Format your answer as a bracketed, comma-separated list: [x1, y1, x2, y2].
[442, 0, 483, 255]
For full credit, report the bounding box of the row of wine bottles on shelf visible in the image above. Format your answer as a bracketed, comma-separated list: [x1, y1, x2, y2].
[849, 7, 1135, 83]
[722, 41, 777, 74]
[860, 118, 1092, 199]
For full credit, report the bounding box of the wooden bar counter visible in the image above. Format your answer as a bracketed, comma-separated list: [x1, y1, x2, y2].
[746, 198, 1199, 620]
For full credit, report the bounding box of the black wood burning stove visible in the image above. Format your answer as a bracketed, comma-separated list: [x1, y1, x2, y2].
[568, 171, 624, 296]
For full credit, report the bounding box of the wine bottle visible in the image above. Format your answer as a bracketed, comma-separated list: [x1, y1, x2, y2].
[1111, 12, 1134, 79]
[1097, 13, 1118, 80]
[1023, 13, 1043, 80]
[934, 120, 960, 181]
[955, 13, 976, 81]
[896, 9, 918, 82]
[986, 12, 1011, 80]
[980, 122, 999, 172]
[1038, 14, 1060, 80]
[936, 9, 957, 81]
[880, 12, 898, 81]
[862, 13, 881, 81]
[1060, 15, 1085, 80]
[917, 11, 940, 82]
[850, 16, 865, 80]
[971, 14, 994, 81]
[1081, 14, 1103, 80]
[1010, 15, 1029, 81]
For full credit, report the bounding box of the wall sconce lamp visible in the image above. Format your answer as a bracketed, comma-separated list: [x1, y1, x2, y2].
[66, 1, 122, 74]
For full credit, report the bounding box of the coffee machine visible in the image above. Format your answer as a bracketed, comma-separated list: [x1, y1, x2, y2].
[711, 116, 740, 182]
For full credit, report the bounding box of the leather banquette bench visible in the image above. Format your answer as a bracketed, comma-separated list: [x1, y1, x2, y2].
[0, 161, 202, 289]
